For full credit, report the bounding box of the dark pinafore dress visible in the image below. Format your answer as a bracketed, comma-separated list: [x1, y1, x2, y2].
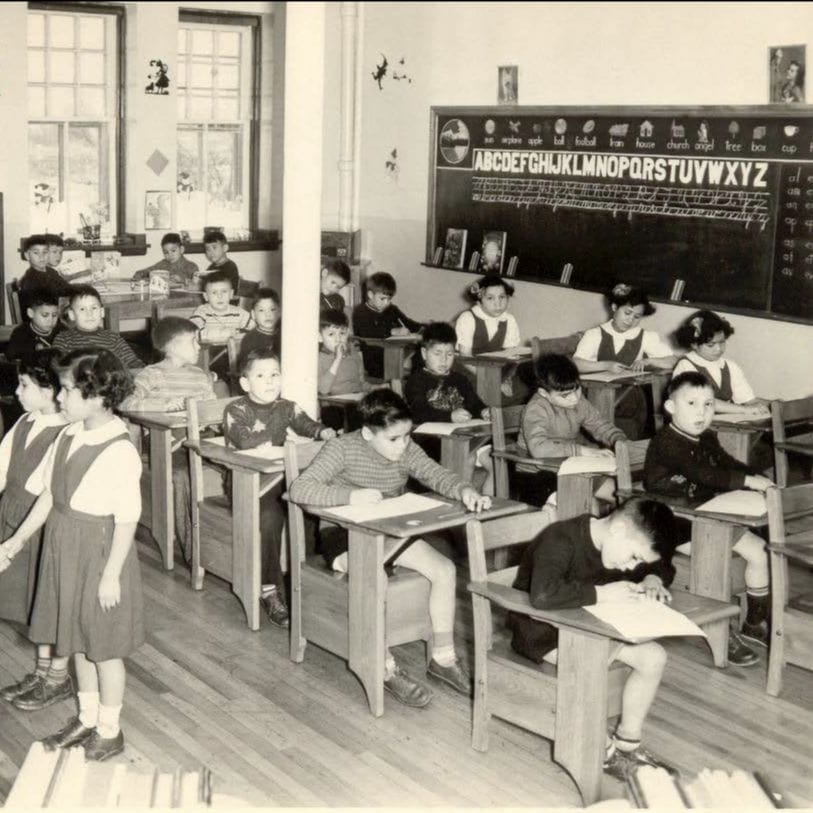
[0, 417, 64, 625]
[28, 430, 145, 662]
[470, 312, 530, 404]
[596, 327, 648, 439]
[683, 357, 733, 401]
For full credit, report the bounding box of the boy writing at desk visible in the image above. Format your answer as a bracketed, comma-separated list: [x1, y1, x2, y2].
[510, 497, 679, 780]
[289, 389, 491, 708]
[644, 371, 774, 667]
[132, 232, 199, 290]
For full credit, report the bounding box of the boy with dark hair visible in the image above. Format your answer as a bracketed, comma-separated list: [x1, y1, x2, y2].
[239, 288, 281, 360]
[17, 234, 75, 316]
[132, 232, 199, 289]
[320, 258, 352, 311]
[318, 309, 369, 397]
[289, 389, 491, 708]
[510, 497, 679, 780]
[6, 289, 63, 362]
[644, 371, 774, 667]
[352, 271, 424, 379]
[201, 230, 239, 292]
[190, 270, 252, 345]
[52, 285, 143, 370]
[45, 234, 65, 273]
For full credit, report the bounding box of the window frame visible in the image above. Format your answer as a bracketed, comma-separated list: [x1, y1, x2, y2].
[177, 8, 261, 234]
[27, 1, 126, 236]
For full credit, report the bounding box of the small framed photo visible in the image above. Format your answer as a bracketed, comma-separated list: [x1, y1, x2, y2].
[442, 228, 468, 269]
[497, 65, 518, 105]
[144, 190, 173, 230]
[769, 45, 805, 103]
[479, 230, 507, 275]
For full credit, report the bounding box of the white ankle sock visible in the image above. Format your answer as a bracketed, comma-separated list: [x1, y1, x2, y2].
[77, 691, 99, 728]
[431, 645, 457, 667]
[384, 653, 397, 680]
[261, 584, 276, 599]
[97, 703, 122, 739]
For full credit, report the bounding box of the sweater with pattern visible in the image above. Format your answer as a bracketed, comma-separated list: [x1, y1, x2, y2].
[223, 396, 323, 450]
[53, 327, 144, 369]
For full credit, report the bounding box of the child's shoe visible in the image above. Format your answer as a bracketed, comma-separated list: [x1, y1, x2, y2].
[261, 592, 290, 628]
[41, 717, 96, 750]
[727, 630, 760, 667]
[603, 743, 678, 781]
[384, 666, 433, 708]
[0, 673, 42, 703]
[13, 676, 74, 711]
[427, 659, 472, 696]
[740, 619, 769, 648]
[83, 729, 125, 761]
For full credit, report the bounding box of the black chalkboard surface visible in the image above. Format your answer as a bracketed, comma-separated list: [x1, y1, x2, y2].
[427, 106, 813, 323]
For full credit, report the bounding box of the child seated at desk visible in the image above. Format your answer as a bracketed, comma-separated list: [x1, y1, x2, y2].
[352, 271, 424, 380]
[52, 285, 144, 370]
[201, 230, 240, 292]
[120, 317, 215, 413]
[239, 288, 281, 361]
[672, 310, 769, 418]
[455, 274, 520, 357]
[17, 234, 75, 317]
[644, 371, 774, 667]
[320, 258, 352, 312]
[517, 354, 626, 510]
[132, 232, 199, 290]
[573, 283, 675, 439]
[289, 389, 491, 709]
[224, 348, 335, 628]
[509, 497, 679, 780]
[6, 289, 63, 362]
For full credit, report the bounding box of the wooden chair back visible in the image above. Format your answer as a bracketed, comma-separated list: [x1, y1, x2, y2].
[530, 332, 583, 361]
[6, 281, 22, 325]
[186, 396, 240, 502]
[771, 396, 813, 487]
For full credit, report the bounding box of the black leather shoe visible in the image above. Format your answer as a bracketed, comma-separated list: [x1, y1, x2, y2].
[13, 677, 74, 711]
[41, 717, 96, 751]
[427, 659, 472, 696]
[83, 730, 125, 762]
[0, 673, 43, 703]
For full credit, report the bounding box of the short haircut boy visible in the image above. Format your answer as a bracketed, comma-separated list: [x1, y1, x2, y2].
[357, 388, 412, 429]
[202, 269, 234, 290]
[203, 230, 227, 246]
[421, 322, 457, 348]
[239, 345, 279, 378]
[67, 284, 102, 307]
[534, 353, 580, 391]
[320, 309, 349, 330]
[323, 258, 351, 285]
[161, 232, 183, 249]
[614, 497, 678, 561]
[26, 287, 60, 310]
[23, 234, 49, 253]
[151, 316, 199, 353]
[45, 234, 65, 248]
[253, 287, 280, 309]
[674, 310, 735, 349]
[666, 370, 712, 400]
[365, 271, 397, 297]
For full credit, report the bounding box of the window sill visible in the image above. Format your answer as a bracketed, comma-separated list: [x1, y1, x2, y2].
[181, 229, 281, 254]
[19, 234, 150, 258]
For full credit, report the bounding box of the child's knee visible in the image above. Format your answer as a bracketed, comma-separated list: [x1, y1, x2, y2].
[637, 641, 667, 676]
[733, 531, 767, 565]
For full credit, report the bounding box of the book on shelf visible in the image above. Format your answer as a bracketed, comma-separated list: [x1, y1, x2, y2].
[442, 228, 467, 269]
[479, 230, 507, 275]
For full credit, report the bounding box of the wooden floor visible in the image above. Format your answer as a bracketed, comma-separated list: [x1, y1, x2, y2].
[1, 528, 813, 807]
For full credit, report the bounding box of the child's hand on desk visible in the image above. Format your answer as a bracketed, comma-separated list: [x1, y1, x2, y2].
[629, 359, 647, 373]
[451, 408, 472, 423]
[480, 407, 491, 421]
[319, 428, 337, 440]
[637, 575, 672, 603]
[596, 581, 638, 602]
[460, 487, 492, 513]
[606, 362, 630, 374]
[743, 402, 770, 417]
[745, 474, 774, 492]
[350, 488, 383, 505]
[390, 327, 411, 337]
[578, 445, 614, 459]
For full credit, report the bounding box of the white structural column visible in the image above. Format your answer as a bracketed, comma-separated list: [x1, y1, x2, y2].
[281, 1, 326, 416]
[338, 1, 358, 231]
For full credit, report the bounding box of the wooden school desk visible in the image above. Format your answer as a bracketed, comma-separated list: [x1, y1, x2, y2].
[121, 408, 188, 570]
[457, 347, 533, 407]
[104, 289, 202, 333]
[711, 414, 772, 464]
[413, 421, 493, 481]
[351, 334, 422, 393]
[580, 368, 671, 428]
[295, 495, 530, 716]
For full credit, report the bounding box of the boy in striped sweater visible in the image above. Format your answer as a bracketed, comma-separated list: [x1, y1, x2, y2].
[53, 285, 144, 370]
[289, 389, 491, 708]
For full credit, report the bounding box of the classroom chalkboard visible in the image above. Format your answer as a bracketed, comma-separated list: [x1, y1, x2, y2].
[427, 106, 813, 323]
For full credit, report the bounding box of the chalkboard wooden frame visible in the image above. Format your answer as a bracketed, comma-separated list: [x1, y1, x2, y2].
[427, 105, 813, 326]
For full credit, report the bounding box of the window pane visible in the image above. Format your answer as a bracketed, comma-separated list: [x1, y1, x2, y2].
[207, 128, 240, 200]
[79, 52, 104, 85]
[28, 86, 46, 118]
[190, 59, 213, 89]
[49, 15, 75, 48]
[28, 50, 45, 83]
[191, 29, 213, 54]
[69, 125, 107, 226]
[47, 86, 75, 117]
[177, 90, 187, 120]
[215, 93, 239, 120]
[29, 123, 64, 234]
[177, 60, 187, 89]
[178, 28, 188, 54]
[177, 127, 205, 230]
[218, 31, 240, 57]
[79, 16, 105, 49]
[188, 92, 213, 120]
[216, 62, 239, 90]
[28, 14, 45, 47]
[77, 86, 105, 117]
[49, 51, 76, 83]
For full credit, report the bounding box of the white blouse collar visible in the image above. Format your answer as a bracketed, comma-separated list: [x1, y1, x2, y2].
[601, 319, 642, 340]
[64, 414, 129, 445]
[29, 411, 68, 428]
[686, 351, 724, 371]
[473, 303, 509, 323]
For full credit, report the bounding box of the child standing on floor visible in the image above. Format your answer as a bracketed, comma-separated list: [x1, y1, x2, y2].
[289, 389, 491, 708]
[671, 310, 769, 418]
[223, 348, 336, 627]
[2, 349, 143, 761]
[0, 352, 71, 713]
[573, 284, 676, 439]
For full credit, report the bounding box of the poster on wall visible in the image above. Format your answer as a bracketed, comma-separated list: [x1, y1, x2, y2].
[769, 45, 805, 103]
[497, 66, 518, 104]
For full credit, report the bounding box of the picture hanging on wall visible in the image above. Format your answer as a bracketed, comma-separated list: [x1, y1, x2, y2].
[145, 191, 173, 230]
[479, 230, 507, 275]
[497, 65, 518, 104]
[769, 45, 805, 103]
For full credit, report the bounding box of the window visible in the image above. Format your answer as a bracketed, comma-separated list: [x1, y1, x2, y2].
[27, 5, 122, 238]
[177, 14, 259, 237]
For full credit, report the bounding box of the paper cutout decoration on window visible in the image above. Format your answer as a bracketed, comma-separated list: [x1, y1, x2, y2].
[145, 59, 170, 95]
[146, 149, 170, 177]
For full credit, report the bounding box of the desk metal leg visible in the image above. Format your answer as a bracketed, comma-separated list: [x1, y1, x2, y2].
[476, 367, 503, 407]
[150, 428, 174, 571]
[690, 518, 736, 601]
[554, 629, 611, 805]
[231, 469, 261, 631]
[348, 529, 387, 716]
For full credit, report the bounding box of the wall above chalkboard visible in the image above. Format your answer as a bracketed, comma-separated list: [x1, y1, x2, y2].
[426, 106, 813, 324]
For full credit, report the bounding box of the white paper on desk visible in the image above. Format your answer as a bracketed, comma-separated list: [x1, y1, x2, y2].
[477, 346, 533, 359]
[713, 413, 770, 425]
[414, 419, 490, 436]
[322, 493, 447, 523]
[386, 333, 422, 341]
[696, 489, 767, 516]
[206, 436, 284, 460]
[557, 455, 617, 476]
[580, 369, 646, 383]
[584, 597, 706, 640]
[321, 392, 365, 402]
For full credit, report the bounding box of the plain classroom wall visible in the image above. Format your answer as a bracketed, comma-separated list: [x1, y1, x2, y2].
[321, 1, 813, 399]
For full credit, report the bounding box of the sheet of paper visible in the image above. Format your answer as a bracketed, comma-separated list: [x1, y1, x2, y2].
[713, 413, 770, 425]
[322, 493, 448, 523]
[206, 436, 284, 460]
[557, 454, 617, 476]
[696, 489, 767, 517]
[477, 346, 533, 359]
[584, 597, 706, 641]
[414, 419, 490, 436]
[386, 333, 422, 341]
[321, 392, 365, 402]
[580, 369, 646, 383]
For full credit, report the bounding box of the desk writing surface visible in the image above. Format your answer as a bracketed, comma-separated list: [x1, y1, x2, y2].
[580, 368, 667, 384]
[711, 414, 771, 427]
[476, 347, 533, 359]
[120, 408, 188, 429]
[414, 419, 490, 436]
